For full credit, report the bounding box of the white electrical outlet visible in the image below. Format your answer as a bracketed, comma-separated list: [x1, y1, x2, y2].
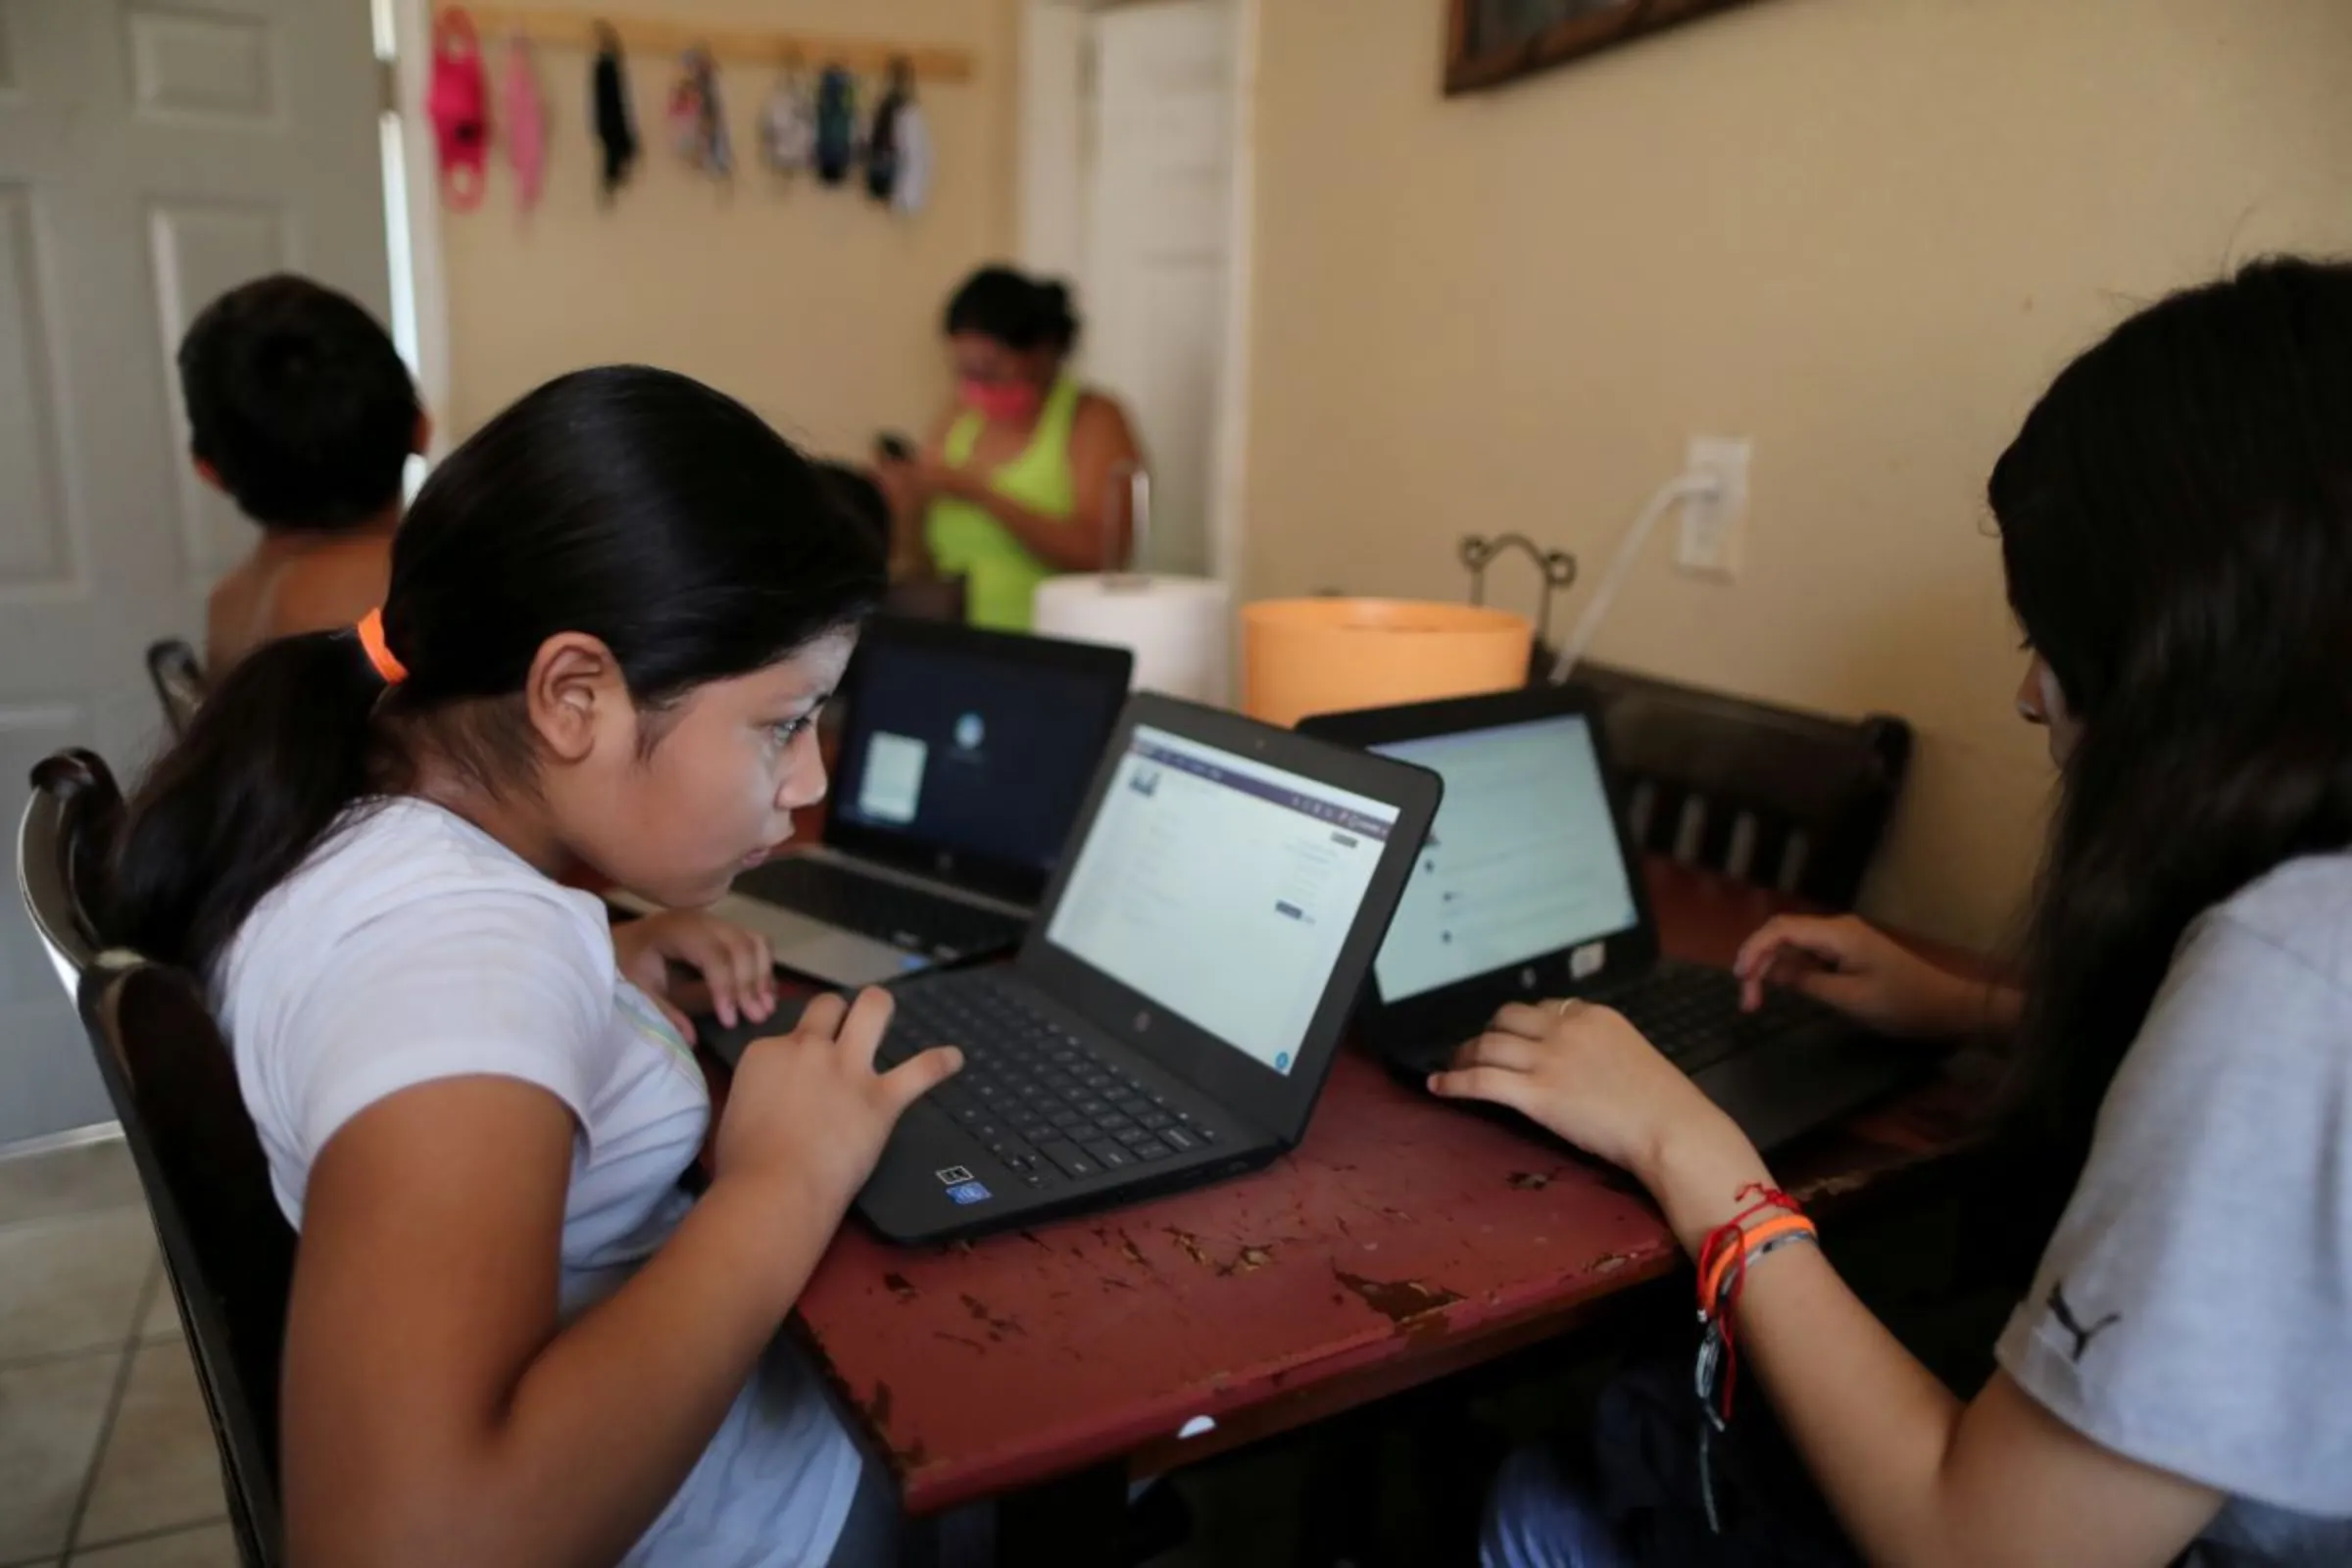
[1677, 435, 1751, 579]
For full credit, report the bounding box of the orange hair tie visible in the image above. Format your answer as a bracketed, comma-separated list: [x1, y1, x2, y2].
[356, 608, 408, 685]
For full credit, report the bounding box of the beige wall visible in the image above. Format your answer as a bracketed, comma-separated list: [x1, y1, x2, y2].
[438, 0, 1020, 458]
[1243, 0, 2352, 949]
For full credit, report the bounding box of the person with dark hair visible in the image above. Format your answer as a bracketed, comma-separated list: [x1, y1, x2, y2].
[179, 273, 430, 674]
[874, 263, 1143, 630]
[110, 365, 958, 1567]
[810, 459, 892, 557]
[1472, 259, 2352, 1566]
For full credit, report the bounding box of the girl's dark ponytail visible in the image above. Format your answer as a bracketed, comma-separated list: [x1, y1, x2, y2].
[1989, 257, 2352, 1258]
[107, 364, 884, 979]
[109, 629, 385, 973]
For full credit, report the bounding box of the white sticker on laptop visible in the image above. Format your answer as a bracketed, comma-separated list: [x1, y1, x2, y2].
[1570, 941, 1605, 980]
[858, 732, 928, 824]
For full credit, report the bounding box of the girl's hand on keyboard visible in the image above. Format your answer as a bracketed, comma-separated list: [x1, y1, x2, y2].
[614, 908, 778, 1034]
[1431, 1000, 1771, 1253]
[1733, 915, 2018, 1040]
[1430, 1000, 1714, 1173]
[719, 988, 964, 1213]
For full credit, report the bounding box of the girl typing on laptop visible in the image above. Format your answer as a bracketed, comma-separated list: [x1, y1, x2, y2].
[109, 368, 961, 1567]
[1459, 261, 2352, 1565]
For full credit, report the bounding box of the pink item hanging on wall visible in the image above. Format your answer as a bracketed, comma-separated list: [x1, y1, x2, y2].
[665, 46, 731, 179]
[503, 32, 546, 214]
[427, 8, 489, 211]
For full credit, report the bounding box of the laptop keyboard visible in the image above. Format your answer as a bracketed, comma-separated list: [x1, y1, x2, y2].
[1592, 962, 1838, 1076]
[876, 976, 1221, 1190]
[743, 857, 1024, 960]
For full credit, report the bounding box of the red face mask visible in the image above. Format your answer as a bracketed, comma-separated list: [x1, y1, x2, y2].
[428, 9, 488, 211]
[960, 378, 1043, 424]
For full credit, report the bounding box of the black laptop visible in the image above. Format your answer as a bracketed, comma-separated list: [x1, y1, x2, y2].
[1298, 685, 1913, 1152]
[847, 693, 1442, 1244]
[679, 616, 1132, 988]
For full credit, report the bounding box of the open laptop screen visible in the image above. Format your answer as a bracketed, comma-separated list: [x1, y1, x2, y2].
[1368, 714, 1640, 1002]
[1044, 725, 1399, 1076]
[830, 634, 1126, 876]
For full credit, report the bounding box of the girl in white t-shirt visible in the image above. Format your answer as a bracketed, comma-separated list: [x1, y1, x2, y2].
[110, 366, 961, 1567]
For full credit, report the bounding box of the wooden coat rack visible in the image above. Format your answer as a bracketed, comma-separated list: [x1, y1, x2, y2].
[439, 6, 976, 84]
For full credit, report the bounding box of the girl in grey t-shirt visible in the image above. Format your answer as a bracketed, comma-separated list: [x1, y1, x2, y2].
[1469, 259, 2352, 1566]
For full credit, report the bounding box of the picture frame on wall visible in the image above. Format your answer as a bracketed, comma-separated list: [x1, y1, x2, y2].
[1445, 0, 1764, 94]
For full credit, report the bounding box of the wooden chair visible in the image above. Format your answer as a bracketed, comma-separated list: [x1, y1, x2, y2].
[16, 749, 123, 999]
[80, 953, 292, 1568]
[1574, 662, 1912, 910]
[147, 638, 207, 738]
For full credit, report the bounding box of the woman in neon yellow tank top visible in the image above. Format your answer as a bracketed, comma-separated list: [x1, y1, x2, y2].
[877, 267, 1141, 631]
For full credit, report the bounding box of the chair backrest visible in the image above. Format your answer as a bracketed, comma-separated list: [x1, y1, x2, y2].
[147, 638, 207, 738]
[17, 750, 123, 996]
[1573, 663, 1913, 910]
[80, 953, 291, 1568]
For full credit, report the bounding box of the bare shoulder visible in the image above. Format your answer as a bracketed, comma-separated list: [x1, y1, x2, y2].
[1072, 390, 1139, 451]
[1074, 388, 1131, 426]
[274, 536, 393, 642]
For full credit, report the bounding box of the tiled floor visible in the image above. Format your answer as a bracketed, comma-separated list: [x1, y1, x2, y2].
[0, 1137, 233, 1568]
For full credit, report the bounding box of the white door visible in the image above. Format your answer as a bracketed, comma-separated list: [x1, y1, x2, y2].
[0, 0, 390, 1146]
[1082, 0, 1235, 577]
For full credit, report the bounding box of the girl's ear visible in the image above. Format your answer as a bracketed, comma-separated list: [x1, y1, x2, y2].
[524, 632, 628, 762]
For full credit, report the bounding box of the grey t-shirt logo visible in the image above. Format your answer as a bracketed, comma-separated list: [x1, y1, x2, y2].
[2045, 1282, 2122, 1364]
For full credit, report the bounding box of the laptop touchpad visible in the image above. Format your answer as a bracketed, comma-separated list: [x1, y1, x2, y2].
[699, 893, 931, 989]
[774, 928, 930, 989]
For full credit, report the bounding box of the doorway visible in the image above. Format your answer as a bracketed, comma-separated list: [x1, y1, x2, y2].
[1020, 0, 1256, 583]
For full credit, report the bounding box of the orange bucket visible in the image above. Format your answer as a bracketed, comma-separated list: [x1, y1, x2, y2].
[1240, 599, 1533, 727]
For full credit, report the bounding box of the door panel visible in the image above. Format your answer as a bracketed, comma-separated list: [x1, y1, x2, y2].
[1084, 0, 1236, 578]
[0, 0, 388, 1145]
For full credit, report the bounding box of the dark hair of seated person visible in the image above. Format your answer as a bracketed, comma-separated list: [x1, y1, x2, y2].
[176, 272, 422, 532]
[811, 461, 892, 558]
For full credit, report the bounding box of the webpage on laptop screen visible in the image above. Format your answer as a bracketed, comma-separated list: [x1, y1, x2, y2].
[1371, 714, 1640, 1002]
[1046, 726, 1398, 1075]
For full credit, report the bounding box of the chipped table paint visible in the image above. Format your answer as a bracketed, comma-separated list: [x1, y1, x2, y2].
[789, 860, 1994, 1514]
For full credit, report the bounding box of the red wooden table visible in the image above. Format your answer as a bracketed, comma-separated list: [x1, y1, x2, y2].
[781, 859, 1993, 1538]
